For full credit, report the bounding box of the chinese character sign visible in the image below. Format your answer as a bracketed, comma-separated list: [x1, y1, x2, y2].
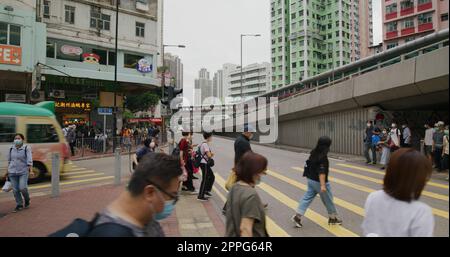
[0, 45, 22, 65]
[55, 101, 92, 112]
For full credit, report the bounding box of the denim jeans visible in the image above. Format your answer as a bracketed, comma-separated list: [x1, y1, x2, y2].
[364, 142, 377, 163]
[9, 172, 30, 207]
[297, 178, 337, 217]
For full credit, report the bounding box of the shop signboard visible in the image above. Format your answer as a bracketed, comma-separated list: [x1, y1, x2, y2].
[98, 107, 113, 115]
[61, 45, 83, 56]
[5, 94, 26, 103]
[137, 58, 153, 73]
[0, 45, 22, 65]
[55, 101, 92, 112]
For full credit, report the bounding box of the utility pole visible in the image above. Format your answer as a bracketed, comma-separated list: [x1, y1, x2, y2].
[113, 0, 119, 152]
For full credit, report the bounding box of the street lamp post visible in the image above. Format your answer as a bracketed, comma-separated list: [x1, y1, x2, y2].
[161, 44, 185, 152]
[113, 0, 119, 153]
[240, 34, 261, 103]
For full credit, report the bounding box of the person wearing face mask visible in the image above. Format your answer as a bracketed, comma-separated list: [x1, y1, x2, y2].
[364, 121, 378, 165]
[91, 153, 182, 237]
[378, 127, 391, 170]
[401, 123, 412, 148]
[292, 136, 342, 228]
[6, 133, 33, 213]
[226, 151, 268, 237]
[389, 123, 401, 153]
[197, 132, 215, 201]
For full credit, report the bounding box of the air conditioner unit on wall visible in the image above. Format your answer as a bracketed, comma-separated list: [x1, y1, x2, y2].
[49, 90, 65, 99]
[31, 90, 45, 102]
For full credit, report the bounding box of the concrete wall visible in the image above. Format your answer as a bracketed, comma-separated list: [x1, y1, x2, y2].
[278, 108, 369, 155]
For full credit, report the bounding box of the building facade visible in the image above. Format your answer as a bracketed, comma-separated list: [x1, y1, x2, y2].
[382, 0, 448, 50]
[228, 62, 272, 103]
[39, 0, 160, 130]
[194, 68, 213, 105]
[271, 0, 373, 89]
[164, 52, 183, 89]
[0, 0, 46, 104]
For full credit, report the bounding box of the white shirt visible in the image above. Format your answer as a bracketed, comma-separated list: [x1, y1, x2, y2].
[424, 128, 434, 146]
[200, 142, 211, 164]
[362, 190, 434, 237]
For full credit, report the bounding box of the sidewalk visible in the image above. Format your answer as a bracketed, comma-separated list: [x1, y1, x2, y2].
[0, 182, 225, 237]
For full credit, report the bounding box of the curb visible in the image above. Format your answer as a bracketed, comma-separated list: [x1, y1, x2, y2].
[70, 151, 137, 161]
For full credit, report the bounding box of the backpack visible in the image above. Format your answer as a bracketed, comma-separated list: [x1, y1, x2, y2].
[171, 144, 180, 157]
[49, 214, 134, 237]
[9, 145, 28, 163]
[193, 144, 204, 168]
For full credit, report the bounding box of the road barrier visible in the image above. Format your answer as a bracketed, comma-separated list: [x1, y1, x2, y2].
[114, 148, 121, 186]
[51, 153, 60, 198]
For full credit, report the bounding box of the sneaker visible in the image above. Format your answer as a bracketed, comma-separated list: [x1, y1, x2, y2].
[205, 192, 212, 197]
[328, 217, 343, 225]
[291, 215, 303, 228]
[13, 205, 23, 213]
[181, 186, 189, 191]
[193, 176, 199, 180]
[197, 197, 209, 202]
[24, 202, 30, 209]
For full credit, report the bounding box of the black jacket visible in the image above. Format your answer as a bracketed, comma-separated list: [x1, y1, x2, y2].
[234, 134, 252, 165]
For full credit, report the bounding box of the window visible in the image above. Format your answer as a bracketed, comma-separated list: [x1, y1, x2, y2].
[46, 41, 55, 58]
[418, 13, 433, 24]
[65, 6, 75, 24]
[124, 53, 144, 69]
[400, 0, 414, 10]
[403, 19, 414, 28]
[387, 42, 399, 49]
[0, 23, 21, 46]
[418, 0, 431, 4]
[441, 13, 449, 21]
[136, 22, 145, 37]
[43, 0, 50, 19]
[405, 37, 416, 42]
[0, 117, 16, 143]
[387, 21, 397, 32]
[27, 124, 59, 143]
[386, 3, 397, 13]
[90, 7, 110, 30]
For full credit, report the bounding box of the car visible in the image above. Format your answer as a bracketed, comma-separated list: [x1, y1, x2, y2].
[0, 101, 70, 183]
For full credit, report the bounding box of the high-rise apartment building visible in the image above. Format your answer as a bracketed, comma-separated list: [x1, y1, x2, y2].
[271, 0, 373, 89]
[164, 53, 183, 90]
[382, 0, 448, 50]
[194, 68, 213, 105]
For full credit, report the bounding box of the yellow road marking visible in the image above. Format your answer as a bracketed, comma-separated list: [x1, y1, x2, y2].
[63, 173, 105, 179]
[328, 167, 448, 202]
[293, 167, 449, 220]
[65, 167, 87, 172]
[337, 163, 449, 190]
[29, 176, 114, 190]
[258, 182, 359, 237]
[62, 170, 97, 175]
[213, 175, 291, 237]
[267, 169, 365, 216]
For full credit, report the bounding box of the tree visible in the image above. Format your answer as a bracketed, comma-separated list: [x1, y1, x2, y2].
[125, 92, 160, 113]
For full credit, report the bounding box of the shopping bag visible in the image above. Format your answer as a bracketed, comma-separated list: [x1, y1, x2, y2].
[2, 178, 12, 193]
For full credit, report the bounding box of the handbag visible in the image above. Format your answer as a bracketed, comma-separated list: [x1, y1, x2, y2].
[2, 177, 12, 192]
[303, 160, 311, 177]
[225, 169, 237, 191]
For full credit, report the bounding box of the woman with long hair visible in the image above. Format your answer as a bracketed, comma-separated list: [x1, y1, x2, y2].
[291, 136, 342, 228]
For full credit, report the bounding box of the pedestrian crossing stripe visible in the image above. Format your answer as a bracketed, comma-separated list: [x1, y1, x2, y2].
[337, 163, 449, 190]
[63, 172, 106, 179]
[64, 167, 87, 172]
[266, 169, 365, 216]
[212, 175, 291, 237]
[292, 167, 449, 220]
[257, 182, 359, 237]
[328, 167, 449, 202]
[29, 176, 114, 190]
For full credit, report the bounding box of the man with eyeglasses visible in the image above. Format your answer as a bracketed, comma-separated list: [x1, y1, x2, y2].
[92, 153, 182, 237]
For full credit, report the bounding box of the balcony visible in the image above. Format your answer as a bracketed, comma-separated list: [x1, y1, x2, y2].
[418, 22, 434, 32]
[385, 12, 398, 20]
[401, 27, 415, 36]
[386, 31, 398, 39]
[400, 7, 414, 16]
[417, 1, 432, 12]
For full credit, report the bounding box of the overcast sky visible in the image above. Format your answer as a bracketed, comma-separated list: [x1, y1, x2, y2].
[164, 0, 382, 104]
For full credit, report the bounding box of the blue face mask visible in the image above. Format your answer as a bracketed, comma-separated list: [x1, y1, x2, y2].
[14, 139, 22, 146]
[154, 200, 175, 221]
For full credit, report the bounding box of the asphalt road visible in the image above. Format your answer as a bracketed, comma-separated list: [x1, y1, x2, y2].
[193, 134, 449, 237]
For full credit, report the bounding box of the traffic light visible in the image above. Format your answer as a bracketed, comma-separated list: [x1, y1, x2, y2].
[161, 86, 183, 110]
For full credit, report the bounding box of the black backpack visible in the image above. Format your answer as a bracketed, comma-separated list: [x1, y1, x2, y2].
[193, 144, 204, 168]
[48, 214, 134, 237]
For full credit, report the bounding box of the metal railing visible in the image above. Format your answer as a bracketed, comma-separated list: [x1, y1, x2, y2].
[73, 135, 153, 157]
[260, 28, 449, 102]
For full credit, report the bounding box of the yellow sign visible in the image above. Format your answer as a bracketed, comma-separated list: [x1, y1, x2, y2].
[55, 101, 92, 111]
